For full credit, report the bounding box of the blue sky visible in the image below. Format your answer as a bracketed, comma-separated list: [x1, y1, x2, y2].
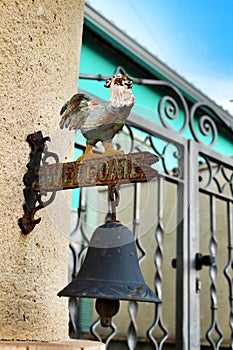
[87, 0, 233, 116]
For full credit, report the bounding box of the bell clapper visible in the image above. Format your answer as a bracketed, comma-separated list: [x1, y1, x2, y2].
[95, 298, 120, 327]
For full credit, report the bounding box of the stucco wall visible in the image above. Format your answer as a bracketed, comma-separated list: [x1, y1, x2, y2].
[0, 0, 84, 341]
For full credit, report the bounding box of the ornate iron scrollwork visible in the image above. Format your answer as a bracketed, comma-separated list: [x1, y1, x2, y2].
[190, 103, 218, 147]
[199, 154, 233, 199]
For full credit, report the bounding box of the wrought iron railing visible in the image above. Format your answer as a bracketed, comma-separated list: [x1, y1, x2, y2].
[68, 68, 233, 349]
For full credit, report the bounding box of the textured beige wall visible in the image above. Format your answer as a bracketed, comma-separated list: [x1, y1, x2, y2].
[0, 0, 84, 341]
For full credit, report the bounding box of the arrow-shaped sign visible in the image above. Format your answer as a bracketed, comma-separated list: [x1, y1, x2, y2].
[37, 152, 159, 193]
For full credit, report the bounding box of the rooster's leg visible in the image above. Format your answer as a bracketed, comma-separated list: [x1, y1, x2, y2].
[77, 144, 94, 162]
[102, 141, 125, 156]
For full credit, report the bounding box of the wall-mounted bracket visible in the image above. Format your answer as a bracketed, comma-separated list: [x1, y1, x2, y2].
[18, 131, 58, 234]
[19, 131, 159, 234]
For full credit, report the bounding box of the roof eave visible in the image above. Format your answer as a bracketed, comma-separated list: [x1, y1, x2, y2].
[84, 3, 233, 128]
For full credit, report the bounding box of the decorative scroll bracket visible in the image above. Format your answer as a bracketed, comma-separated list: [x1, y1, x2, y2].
[18, 131, 51, 234]
[19, 131, 159, 234]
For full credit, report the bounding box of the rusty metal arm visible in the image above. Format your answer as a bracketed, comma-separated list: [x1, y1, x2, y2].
[18, 130, 159, 234]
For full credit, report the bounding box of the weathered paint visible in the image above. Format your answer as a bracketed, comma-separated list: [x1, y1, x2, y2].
[39, 152, 158, 191]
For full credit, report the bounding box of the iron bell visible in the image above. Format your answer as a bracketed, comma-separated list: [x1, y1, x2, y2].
[58, 222, 161, 326]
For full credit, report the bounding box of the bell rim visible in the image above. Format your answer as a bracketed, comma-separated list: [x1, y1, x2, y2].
[58, 280, 161, 303]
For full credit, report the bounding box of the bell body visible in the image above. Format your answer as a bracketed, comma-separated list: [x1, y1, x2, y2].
[58, 222, 160, 304]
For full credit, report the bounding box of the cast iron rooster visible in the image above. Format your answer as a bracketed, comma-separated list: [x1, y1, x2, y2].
[59, 74, 134, 161]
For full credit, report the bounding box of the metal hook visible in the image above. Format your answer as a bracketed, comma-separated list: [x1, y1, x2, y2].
[108, 184, 120, 223]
